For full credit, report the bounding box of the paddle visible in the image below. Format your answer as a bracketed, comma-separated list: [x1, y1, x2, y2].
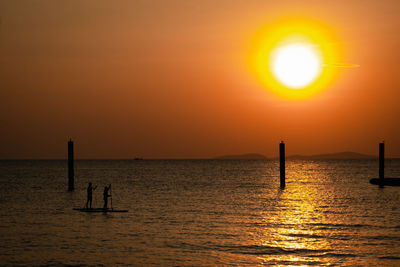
[109, 184, 113, 210]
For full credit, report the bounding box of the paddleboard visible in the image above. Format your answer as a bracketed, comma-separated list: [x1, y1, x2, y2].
[370, 178, 400, 186]
[73, 208, 128, 212]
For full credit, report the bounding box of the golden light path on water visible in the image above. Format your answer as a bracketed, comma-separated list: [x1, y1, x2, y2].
[253, 162, 333, 265]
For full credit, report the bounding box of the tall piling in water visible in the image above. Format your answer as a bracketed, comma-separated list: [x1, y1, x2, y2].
[370, 141, 400, 186]
[280, 141, 285, 188]
[68, 139, 74, 191]
[379, 142, 384, 185]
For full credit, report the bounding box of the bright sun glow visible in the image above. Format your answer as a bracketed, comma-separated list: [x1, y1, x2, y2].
[271, 43, 322, 89]
[248, 18, 342, 99]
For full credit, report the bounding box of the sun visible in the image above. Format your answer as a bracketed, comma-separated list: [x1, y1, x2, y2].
[271, 43, 322, 89]
[248, 18, 341, 99]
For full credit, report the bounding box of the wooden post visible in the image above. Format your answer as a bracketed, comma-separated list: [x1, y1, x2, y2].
[280, 141, 285, 188]
[379, 142, 384, 186]
[68, 139, 74, 191]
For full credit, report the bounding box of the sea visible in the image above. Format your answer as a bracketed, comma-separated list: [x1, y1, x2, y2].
[1, 159, 400, 266]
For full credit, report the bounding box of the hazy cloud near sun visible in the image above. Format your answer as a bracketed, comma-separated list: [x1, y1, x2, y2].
[325, 63, 360, 68]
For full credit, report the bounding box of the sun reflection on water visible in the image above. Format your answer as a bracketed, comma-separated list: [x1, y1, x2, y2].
[256, 161, 335, 265]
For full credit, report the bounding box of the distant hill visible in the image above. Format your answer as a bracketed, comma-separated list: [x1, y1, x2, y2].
[213, 152, 377, 160]
[287, 152, 376, 160]
[213, 153, 267, 160]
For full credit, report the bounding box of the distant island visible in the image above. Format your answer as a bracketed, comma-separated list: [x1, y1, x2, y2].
[213, 152, 377, 160]
[286, 152, 376, 160]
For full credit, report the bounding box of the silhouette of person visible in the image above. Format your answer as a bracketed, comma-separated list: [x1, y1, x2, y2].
[103, 184, 111, 209]
[85, 182, 97, 209]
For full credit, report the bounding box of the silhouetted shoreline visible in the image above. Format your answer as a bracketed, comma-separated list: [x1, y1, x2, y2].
[213, 151, 378, 160]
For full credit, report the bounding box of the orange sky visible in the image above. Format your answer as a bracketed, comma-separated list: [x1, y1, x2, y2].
[1, 0, 400, 159]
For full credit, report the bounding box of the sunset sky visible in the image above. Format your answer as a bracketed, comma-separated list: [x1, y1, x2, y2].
[1, 0, 400, 159]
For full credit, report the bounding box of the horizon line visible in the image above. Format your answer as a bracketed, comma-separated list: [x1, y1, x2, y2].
[3, 157, 400, 160]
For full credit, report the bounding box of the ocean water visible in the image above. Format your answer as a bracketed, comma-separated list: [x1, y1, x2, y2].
[1, 159, 400, 266]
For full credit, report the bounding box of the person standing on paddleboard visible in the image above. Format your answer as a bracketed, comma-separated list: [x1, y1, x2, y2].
[85, 182, 97, 209]
[103, 184, 111, 209]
